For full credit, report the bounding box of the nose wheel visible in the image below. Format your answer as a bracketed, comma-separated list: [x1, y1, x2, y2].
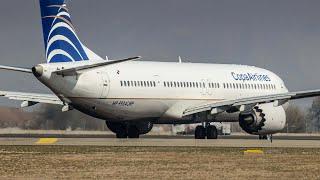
[195, 124, 218, 139]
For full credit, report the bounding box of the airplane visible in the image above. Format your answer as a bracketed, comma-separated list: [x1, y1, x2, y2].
[1, 0, 320, 139]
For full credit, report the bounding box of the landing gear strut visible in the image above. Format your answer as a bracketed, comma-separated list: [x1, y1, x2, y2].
[195, 123, 218, 139]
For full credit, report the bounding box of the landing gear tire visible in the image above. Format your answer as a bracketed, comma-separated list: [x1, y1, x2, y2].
[116, 131, 128, 139]
[106, 122, 128, 138]
[206, 125, 218, 139]
[259, 135, 268, 140]
[195, 126, 206, 139]
[128, 126, 140, 138]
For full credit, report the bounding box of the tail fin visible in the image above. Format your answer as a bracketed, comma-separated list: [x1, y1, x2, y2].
[39, 0, 102, 63]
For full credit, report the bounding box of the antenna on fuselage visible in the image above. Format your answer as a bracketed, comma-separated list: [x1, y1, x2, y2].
[178, 56, 182, 63]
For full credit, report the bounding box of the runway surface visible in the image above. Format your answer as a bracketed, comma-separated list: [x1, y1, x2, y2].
[1, 138, 320, 148]
[1, 133, 320, 140]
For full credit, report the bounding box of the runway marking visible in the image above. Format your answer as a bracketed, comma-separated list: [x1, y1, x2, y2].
[36, 138, 58, 145]
[244, 149, 264, 154]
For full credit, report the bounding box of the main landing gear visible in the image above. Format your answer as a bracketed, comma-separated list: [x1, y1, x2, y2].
[259, 134, 273, 143]
[195, 123, 218, 139]
[106, 122, 140, 139]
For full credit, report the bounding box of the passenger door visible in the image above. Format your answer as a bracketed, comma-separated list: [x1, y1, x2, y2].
[100, 71, 110, 98]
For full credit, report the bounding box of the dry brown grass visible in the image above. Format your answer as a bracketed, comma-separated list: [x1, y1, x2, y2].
[0, 146, 319, 180]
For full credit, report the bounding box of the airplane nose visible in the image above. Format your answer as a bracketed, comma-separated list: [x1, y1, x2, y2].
[32, 65, 43, 77]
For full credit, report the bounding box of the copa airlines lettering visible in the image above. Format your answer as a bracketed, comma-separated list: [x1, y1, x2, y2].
[231, 72, 271, 82]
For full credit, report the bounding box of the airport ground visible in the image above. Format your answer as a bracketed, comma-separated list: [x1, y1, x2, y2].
[0, 132, 320, 179]
[0, 145, 320, 179]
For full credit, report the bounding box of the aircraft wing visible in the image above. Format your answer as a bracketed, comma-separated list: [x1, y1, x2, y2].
[183, 89, 320, 116]
[0, 91, 64, 106]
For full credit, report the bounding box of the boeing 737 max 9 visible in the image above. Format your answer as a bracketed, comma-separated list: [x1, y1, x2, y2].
[1, 0, 320, 139]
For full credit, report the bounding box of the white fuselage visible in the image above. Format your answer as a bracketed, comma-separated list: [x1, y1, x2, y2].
[37, 61, 288, 123]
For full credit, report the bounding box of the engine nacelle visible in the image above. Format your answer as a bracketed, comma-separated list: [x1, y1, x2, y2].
[239, 103, 286, 135]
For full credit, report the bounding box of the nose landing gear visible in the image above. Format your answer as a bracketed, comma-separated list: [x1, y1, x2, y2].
[195, 123, 218, 139]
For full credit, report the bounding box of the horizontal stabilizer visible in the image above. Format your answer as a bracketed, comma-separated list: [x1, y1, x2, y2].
[54, 56, 141, 76]
[0, 65, 32, 73]
[0, 91, 63, 105]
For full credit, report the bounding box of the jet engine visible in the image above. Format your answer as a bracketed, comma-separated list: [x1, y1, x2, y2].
[239, 103, 286, 135]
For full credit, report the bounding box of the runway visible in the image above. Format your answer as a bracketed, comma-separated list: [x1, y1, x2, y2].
[1, 137, 320, 148]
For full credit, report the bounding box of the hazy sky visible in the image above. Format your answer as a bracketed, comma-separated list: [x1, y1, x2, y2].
[1, 0, 320, 107]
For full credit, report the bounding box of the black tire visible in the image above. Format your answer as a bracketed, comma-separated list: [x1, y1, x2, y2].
[116, 131, 128, 139]
[259, 135, 267, 140]
[206, 125, 218, 139]
[195, 126, 206, 139]
[106, 122, 128, 138]
[128, 125, 140, 138]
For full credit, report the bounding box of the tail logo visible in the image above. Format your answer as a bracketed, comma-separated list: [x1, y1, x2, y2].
[41, 2, 89, 63]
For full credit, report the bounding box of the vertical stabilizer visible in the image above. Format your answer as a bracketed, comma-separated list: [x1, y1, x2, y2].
[39, 0, 102, 63]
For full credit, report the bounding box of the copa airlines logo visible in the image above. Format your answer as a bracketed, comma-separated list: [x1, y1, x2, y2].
[231, 72, 271, 82]
[41, 2, 89, 63]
